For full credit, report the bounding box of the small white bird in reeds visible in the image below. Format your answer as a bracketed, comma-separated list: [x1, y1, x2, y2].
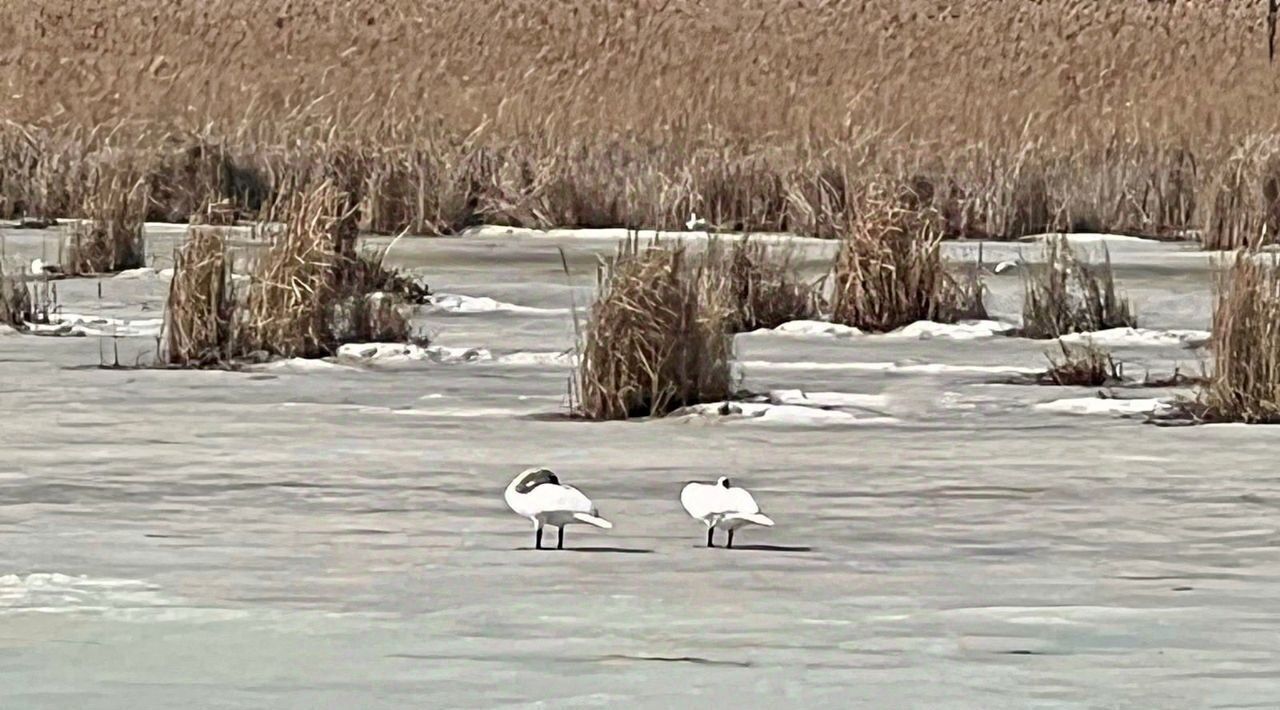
[505, 467, 613, 550]
[680, 477, 774, 548]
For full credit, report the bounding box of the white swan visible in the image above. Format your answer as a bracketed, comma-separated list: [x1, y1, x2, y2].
[505, 467, 613, 550]
[680, 476, 774, 548]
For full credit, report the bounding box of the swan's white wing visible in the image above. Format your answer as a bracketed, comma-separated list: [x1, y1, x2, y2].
[724, 486, 761, 516]
[523, 483, 595, 515]
[680, 482, 723, 520]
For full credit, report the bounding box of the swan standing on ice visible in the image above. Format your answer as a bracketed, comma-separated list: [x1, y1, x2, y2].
[505, 468, 613, 550]
[680, 477, 774, 548]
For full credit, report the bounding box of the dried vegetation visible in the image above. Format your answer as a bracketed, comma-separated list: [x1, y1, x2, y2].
[1185, 255, 1280, 423]
[0, 2, 1277, 243]
[572, 237, 734, 420]
[1038, 342, 1124, 388]
[162, 182, 421, 366]
[830, 193, 986, 332]
[1020, 238, 1135, 339]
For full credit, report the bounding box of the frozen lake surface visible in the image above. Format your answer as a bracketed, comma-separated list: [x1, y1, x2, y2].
[2, 225, 1279, 708]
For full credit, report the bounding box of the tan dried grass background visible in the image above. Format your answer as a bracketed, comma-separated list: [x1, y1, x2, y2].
[2, 2, 1279, 244]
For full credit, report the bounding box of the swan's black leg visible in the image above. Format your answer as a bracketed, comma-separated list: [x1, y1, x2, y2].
[707, 526, 715, 548]
[727, 529, 735, 549]
[557, 526, 565, 550]
[535, 526, 543, 550]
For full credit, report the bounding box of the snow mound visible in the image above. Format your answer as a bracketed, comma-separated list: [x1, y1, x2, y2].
[740, 360, 1041, 375]
[336, 342, 492, 364]
[759, 320, 862, 338]
[248, 358, 358, 374]
[428, 293, 566, 315]
[1034, 396, 1171, 417]
[886, 320, 1013, 340]
[112, 267, 158, 280]
[768, 389, 888, 409]
[677, 401, 896, 425]
[0, 324, 18, 336]
[1058, 328, 1210, 349]
[25, 313, 163, 338]
[497, 350, 576, 367]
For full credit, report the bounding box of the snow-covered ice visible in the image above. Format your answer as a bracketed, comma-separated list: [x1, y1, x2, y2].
[1058, 327, 1211, 349]
[336, 342, 493, 364]
[1034, 396, 1172, 417]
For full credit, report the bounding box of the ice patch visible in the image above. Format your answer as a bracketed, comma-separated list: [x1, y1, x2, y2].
[768, 389, 888, 409]
[461, 225, 824, 246]
[1058, 328, 1210, 349]
[740, 360, 1041, 375]
[0, 573, 168, 614]
[497, 350, 576, 366]
[1035, 396, 1171, 417]
[428, 293, 566, 315]
[759, 320, 862, 338]
[336, 342, 493, 364]
[25, 313, 164, 338]
[677, 401, 897, 425]
[885, 320, 1014, 340]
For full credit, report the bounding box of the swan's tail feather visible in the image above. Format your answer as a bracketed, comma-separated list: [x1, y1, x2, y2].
[728, 513, 774, 527]
[573, 513, 613, 529]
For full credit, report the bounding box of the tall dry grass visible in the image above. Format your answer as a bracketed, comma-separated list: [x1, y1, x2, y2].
[830, 193, 986, 332]
[63, 165, 147, 274]
[163, 182, 417, 365]
[163, 227, 232, 365]
[710, 238, 824, 332]
[1020, 238, 1136, 339]
[573, 237, 733, 420]
[0, 2, 1279, 242]
[1195, 254, 1280, 423]
[0, 260, 33, 327]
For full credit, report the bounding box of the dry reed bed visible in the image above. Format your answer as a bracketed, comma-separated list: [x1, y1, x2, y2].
[162, 182, 416, 366]
[1020, 238, 1136, 339]
[1, 2, 1280, 243]
[572, 237, 734, 420]
[0, 260, 32, 327]
[1037, 342, 1124, 388]
[1182, 253, 1280, 423]
[63, 165, 147, 274]
[830, 194, 986, 332]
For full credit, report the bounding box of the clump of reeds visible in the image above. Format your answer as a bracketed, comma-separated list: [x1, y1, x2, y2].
[64, 168, 147, 275]
[1203, 142, 1280, 250]
[1019, 237, 1135, 339]
[709, 237, 824, 332]
[573, 236, 733, 420]
[1, 260, 33, 327]
[145, 144, 267, 223]
[233, 185, 348, 358]
[1191, 254, 1280, 423]
[163, 227, 232, 366]
[1038, 341, 1124, 387]
[829, 192, 986, 332]
[163, 182, 418, 366]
